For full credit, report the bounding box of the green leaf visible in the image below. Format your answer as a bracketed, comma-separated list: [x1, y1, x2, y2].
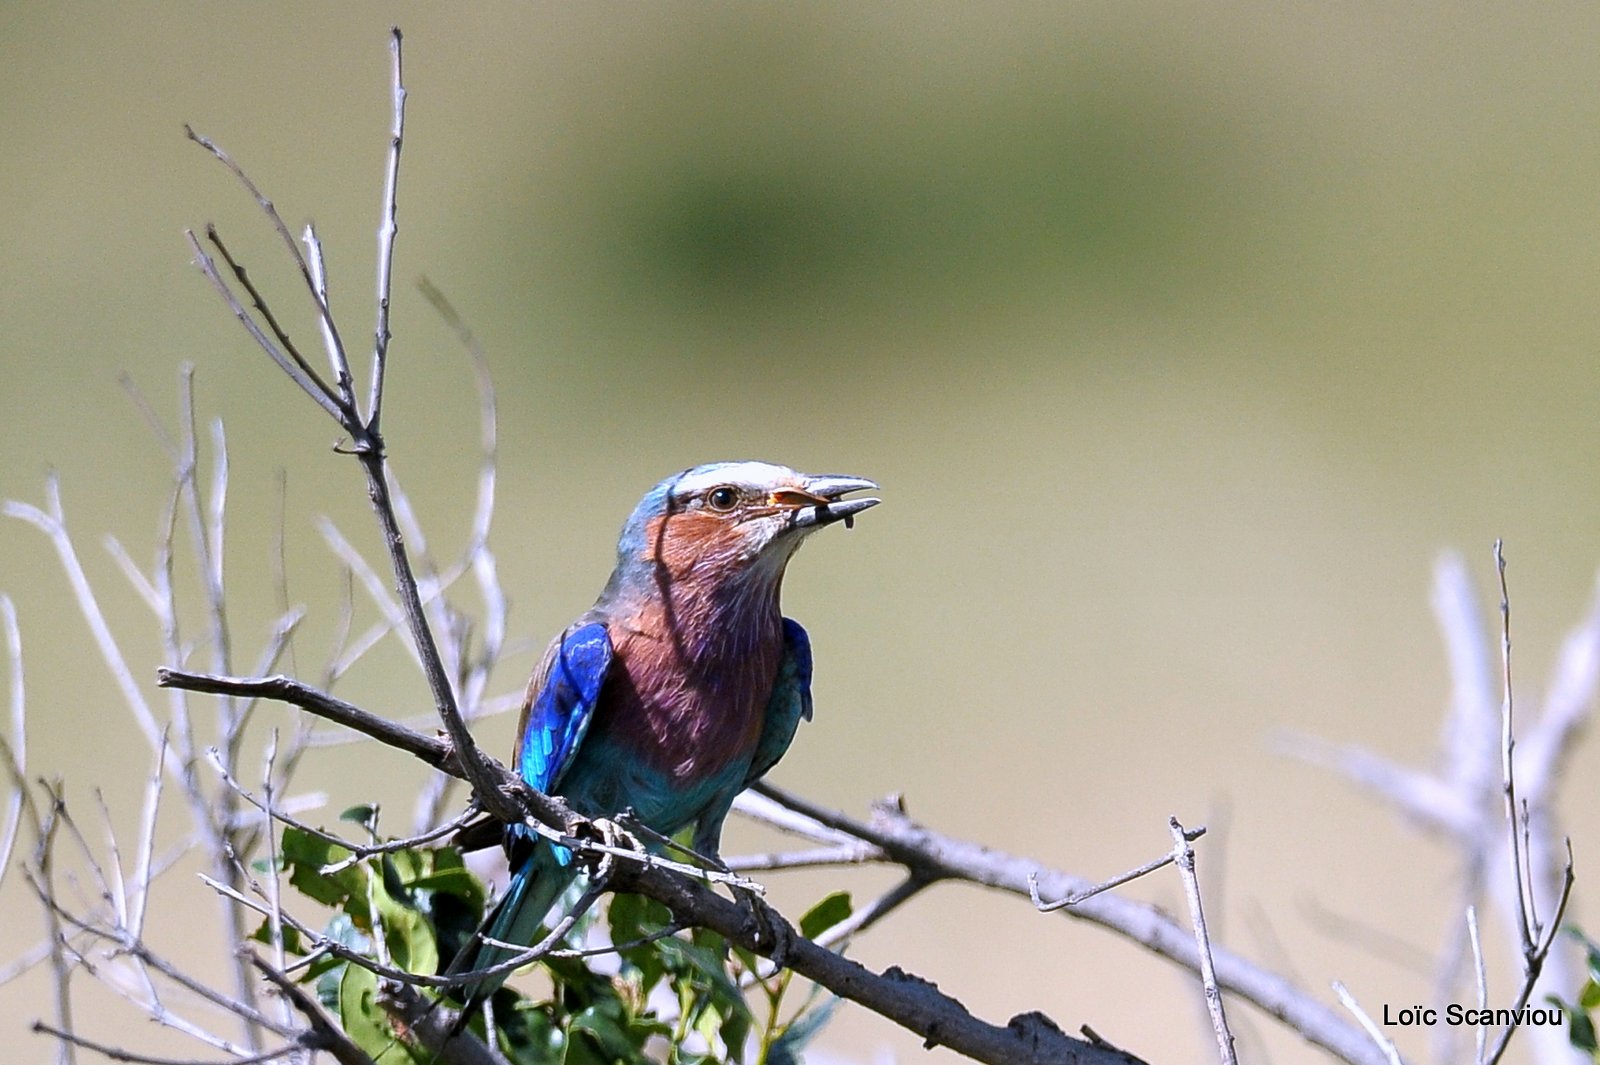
[340, 804, 378, 826]
[1568, 1008, 1597, 1054]
[1581, 978, 1600, 1011]
[248, 917, 306, 955]
[569, 1001, 651, 1062]
[493, 999, 560, 1065]
[693, 998, 726, 1052]
[798, 892, 852, 941]
[279, 826, 364, 911]
[409, 864, 486, 910]
[336, 963, 429, 1063]
[609, 893, 674, 991]
[769, 996, 839, 1065]
[367, 855, 439, 976]
[658, 938, 750, 1018]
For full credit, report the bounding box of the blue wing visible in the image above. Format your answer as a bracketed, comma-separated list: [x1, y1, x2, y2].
[745, 618, 813, 787]
[516, 622, 612, 795]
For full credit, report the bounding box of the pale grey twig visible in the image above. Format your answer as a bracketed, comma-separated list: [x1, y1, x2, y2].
[1330, 982, 1404, 1065]
[1481, 840, 1575, 1065]
[259, 732, 292, 1033]
[724, 843, 883, 873]
[301, 222, 355, 407]
[1492, 541, 1535, 952]
[182, 124, 351, 391]
[315, 516, 418, 670]
[184, 228, 344, 423]
[1169, 817, 1236, 1065]
[34, 798, 78, 1065]
[4, 481, 163, 754]
[32, 1021, 297, 1065]
[317, 803, 482, 876]
[749, 781, 1389, 1065]
[1518, 572, 1600, 796]
[814, 873, 927, 951]
[249, 955, 376, 1065]
[1028, 824, 1207, 912]
[1466, 907, 1487, 1064]
[1432, 552, 1499, 805]
[102, 536, 165, 617]
[366, 27, 405, 430]
[0, 596, 25, 895]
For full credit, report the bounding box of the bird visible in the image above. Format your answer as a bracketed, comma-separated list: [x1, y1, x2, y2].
[453, 460, 879, 1005]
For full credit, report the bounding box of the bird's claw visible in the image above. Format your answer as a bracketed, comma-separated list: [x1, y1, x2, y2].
[735, 886, 796, 969]
[574, 817, 644, 879]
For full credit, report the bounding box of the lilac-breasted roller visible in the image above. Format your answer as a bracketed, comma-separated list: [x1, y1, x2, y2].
[459, 461, 878, 997]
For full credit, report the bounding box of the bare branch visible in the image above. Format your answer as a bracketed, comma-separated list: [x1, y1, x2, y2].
[749, 782, 1389, 1065]
[1466, 907, 1487, 1064]
[159, 668, 455, 771]
[183, 229, 346, 423]
[1169, 817, 1236, 1065]
[1493, 541, 1536, 953]
[249, 955, 376, 1065]
[1481, 839, 1576, 1065]
[366, 27, 406, 430]
[183, 124, 352, 381]
[1028, 824, 1206, 912]
[33, 797, 79, 1065]
[1330, 982, 1404, 1065]
[724, 843, 883, 873]
[32, 1022, 298, 1065]
[813, 873, 928, 951]
[0, 596, 26, 894]
[5, 481, 164, 755]
[301, 223, 355, 408]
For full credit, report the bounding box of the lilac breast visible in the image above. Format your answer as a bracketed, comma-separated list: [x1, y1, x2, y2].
[599, 599, 784, 786]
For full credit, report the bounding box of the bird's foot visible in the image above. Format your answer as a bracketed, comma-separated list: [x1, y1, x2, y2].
[574, 816, 645, 879]
[734, 885, 796, 970]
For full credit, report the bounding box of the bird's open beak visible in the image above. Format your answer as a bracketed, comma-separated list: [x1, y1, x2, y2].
[779, 475, 880, 530]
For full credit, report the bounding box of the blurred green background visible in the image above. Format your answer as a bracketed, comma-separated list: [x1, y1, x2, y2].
[4, 3, 1600, 1062]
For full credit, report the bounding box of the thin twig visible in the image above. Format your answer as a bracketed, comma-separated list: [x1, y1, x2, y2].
[724, 843, 883, 873]
[1493, 541, 1535, 952]
[160, 669, 454, 770]
[0, 596, 26, 894]
[746, 782, 1389, 1065]
[183, 230, 346, 423]
[250, 955, 377, 1065]
[5, 482, 164, 755]
[34, 793, 79, 1065]
[32, 1022, 297, 1065]
[183, 124, 352, 382]
[1481, 839, 1576, 1065]
[301, 223, 355, 408]
[366, 27, 405, 431]
[1330, 982, 1404, 1065]
[1029, 825, 1207, 911]
[1466, 906, 1487, 1064]
[1169, 818, 1236, 1065]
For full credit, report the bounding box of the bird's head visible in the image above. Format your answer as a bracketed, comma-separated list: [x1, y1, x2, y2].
[609, 461, 879, 595]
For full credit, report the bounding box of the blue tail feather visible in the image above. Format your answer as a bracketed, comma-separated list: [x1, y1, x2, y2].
[455, 844, 577, 1008]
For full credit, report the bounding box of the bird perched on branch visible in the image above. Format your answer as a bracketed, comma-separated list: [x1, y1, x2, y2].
[456, 460, 878, 1003]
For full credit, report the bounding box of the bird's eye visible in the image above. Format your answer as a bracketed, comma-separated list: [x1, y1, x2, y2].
[706, 486, 739, 512]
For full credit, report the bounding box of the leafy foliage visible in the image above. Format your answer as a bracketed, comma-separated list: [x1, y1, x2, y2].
[1551, 926, 1600, 1059]
[263, 821, 850, 1063]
